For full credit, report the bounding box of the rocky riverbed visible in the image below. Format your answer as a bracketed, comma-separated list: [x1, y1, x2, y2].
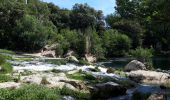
[0, 52, 170, 100]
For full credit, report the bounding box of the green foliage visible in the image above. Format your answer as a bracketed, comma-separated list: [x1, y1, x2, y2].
[45, 59, 68, 65]
[130, 47, 154, 69]
[0, 74, 12, 82]
[67, 72, 85, 81]
[103, 29, 131, 57]
[51, 69, 62, 73]
[15, 15, 50, 51]
[0, 84, 90, 100]
[130, 47, 153, 60]
[0, 84, 60, 100]
[78, 59, 90, 65]
[0, 63, 13, 74]
[0, 49, 15, 54]
[60, 86, 90, 100]
[0, 55, 5, 65]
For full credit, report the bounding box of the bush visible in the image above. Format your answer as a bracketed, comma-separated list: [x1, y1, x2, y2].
[14, 15, 51, 51]
[130, 47, 153, 69]
[102, 29, 131, 57]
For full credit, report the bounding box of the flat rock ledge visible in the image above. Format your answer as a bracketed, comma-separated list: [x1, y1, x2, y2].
[127, 70, 170, 85]
[0, 82, 21, 89]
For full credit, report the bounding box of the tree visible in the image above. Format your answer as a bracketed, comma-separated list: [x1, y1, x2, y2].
[70, 3, 100, 54]
[102, 29, 131, 57]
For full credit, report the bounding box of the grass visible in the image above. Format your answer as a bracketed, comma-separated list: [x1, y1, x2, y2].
[67, 72, 95, 81]
[0, 84, 90, 100]
[51, 69, 63, 73]
[0, 74, 12, 82]
[0, 62, 13, 74]
[78, 60, 90, 65]
[14, 57, 33, 61]
[60, 86, 90, 100]
[0, 84, 61, 100]
[45, 59, 68, 65]
[0, 49, 15, 54]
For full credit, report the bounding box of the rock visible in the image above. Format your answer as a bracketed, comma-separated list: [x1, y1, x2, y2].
[65, 50, 75, 57]
[41, 50, 56, 58]
[147, 93, 167, 100]
[44, 43, 58, 50]
[0, 82, 21, 89]
[127, 70, 170, 84]
[66, 56, 79, 63]
[60, 80, 87, 90]
[61, 96, 75, 100]
[89, 82, 127, 99]
[85, 54, 96, 63]
[22, 76, 42, 84]
[64, 83, 77, 91]
[124, 60, 146, 72]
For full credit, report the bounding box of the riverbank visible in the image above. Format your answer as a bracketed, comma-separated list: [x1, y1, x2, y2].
[0, 50, 170, 100]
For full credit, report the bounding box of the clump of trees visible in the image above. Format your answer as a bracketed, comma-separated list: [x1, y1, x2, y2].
[0, 0, 169, 61]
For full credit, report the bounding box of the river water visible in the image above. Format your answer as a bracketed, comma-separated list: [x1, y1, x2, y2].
[97, 57, 170, 70]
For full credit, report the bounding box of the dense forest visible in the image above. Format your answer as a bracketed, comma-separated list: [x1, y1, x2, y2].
[0, 0, 170, 60]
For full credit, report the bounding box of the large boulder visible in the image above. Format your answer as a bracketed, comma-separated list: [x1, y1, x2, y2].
[89, 82, 127, 99]
[124, 60, 146, 72]
[127, 70, 170, 85]
[41, 43, 59, 58]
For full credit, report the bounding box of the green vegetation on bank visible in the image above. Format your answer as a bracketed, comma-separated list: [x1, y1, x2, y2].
[0, 84, 90, 100]
[0, 0, 169, 68]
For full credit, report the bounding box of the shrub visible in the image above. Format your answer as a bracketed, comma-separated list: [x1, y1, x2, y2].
[130, 47, 153, 69]
[102, 29, 131, 57]
[14, 15, 50, 51]
[130, 47, 153, 62]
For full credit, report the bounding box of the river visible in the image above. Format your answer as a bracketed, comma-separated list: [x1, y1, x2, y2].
[97, 57, 170, 70]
